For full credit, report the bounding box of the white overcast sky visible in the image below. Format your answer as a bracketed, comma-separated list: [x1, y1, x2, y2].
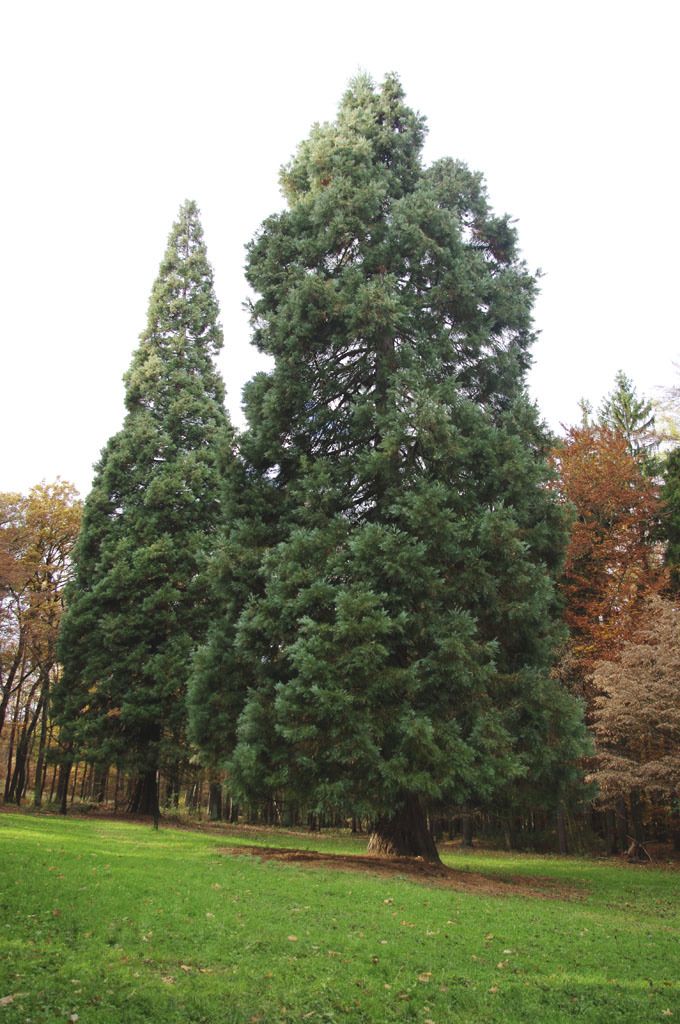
[2, 0, 678, 496]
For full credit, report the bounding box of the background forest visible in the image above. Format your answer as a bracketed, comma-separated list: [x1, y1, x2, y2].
[2, 76, 680, 862]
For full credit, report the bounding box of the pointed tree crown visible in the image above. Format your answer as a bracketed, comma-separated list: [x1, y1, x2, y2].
[124, 200, 225, 417]
[598, 370, 655, 458]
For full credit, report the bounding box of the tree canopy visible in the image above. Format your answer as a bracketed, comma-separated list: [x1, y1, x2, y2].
[189, 74, 585, 859]
[54, 201, 232, 815]
[553, 425, 664, 698]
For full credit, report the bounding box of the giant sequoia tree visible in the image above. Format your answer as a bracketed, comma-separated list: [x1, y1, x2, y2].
[190, 76, 584, 859]
[55, 201, 232, 815]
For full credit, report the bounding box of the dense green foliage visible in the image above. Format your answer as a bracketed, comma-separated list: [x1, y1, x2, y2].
[189, 75, 586, 850]
[1, 814, 679, 1023]
[598, 370, 656, 464]
[54, 202, 232, 813]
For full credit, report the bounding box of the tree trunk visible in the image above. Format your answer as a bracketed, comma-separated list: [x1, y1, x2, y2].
[93, 766, 109, 803]
[367, 796, 441, 863]
[557, 806, 568, 855]
[79, 762, 90, 800]
[605, 809, 617, 854]
[3, 682, 22, 800]
[671, 808, 680, 853]
[208, 781, 223, 821]
[127, 768, 160, 817]
[69, 763, 79, 804]
[7, 690, 43, 805]
[164, 771, 180, 808]
[33, 705, 50, 807]
[615, 797, 628, 852]
[627, 789, 648, 861]
[58, 760, 72, 815]
[48, 763, 58, 804]
[462, 812, 474, 848]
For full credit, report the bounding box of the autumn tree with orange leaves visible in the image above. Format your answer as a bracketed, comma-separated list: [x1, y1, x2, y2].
[0, 483, 81, 805]
[554, 425, 664, 701]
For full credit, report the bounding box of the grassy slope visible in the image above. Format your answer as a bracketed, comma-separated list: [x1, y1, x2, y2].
[0, 813, 678, 1023]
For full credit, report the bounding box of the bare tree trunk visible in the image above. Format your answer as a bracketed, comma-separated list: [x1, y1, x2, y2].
[58, 760, 72, 815]
[462, 811, 474, 848]
[7, 683, 44, 804]
[3, 681, 22, 800]
[208, 780, 223, 821]
[69, 763, 79, 805]
[48, 762, 58, 804]
[113, 768, 122, 812]
[557, 806, 568, 855]
[627, 789, 648, 861]
[127, 768, 160, 817]
[605, 809, 617, 854]
[367, 796, 441, 864]
[79, 763, 89, 800]
[615, 797, 628, 852]
[33, 703, 50, 807]
[94, 766, 109, 803]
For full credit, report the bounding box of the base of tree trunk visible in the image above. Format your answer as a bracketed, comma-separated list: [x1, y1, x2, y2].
[367, 797, 441, 864]
[127, 769, 160, 817]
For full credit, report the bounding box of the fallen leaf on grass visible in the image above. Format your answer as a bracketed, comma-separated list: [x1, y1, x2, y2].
[418, 973, 432, 983]
[68, 1015, 79, 1022]
[662, 1012, 673, 1018]
[0, 995, 15, 1006]
[180, 964, 192, 973]
[162, 976, 175, 985]
[287, 935, 298, 942]
[488, 986, 499, 994]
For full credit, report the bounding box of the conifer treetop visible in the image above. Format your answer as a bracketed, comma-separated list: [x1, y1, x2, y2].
[125, 199, 225, 415]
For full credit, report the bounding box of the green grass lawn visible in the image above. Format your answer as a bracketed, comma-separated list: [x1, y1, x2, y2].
[1, 813, 678, 1023]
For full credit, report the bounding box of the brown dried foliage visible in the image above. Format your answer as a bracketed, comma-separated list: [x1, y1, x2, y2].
[589, 597, 680, 803]
[553, 426, 664, 701]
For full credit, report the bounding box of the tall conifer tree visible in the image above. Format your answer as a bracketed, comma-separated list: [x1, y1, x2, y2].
[598, 370, 656, 464]
[190, 76, 585, 858]
[55, 201, 232, 815]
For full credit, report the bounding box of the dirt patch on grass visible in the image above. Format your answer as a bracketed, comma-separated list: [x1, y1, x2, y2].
[220, 844, 585, 900]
